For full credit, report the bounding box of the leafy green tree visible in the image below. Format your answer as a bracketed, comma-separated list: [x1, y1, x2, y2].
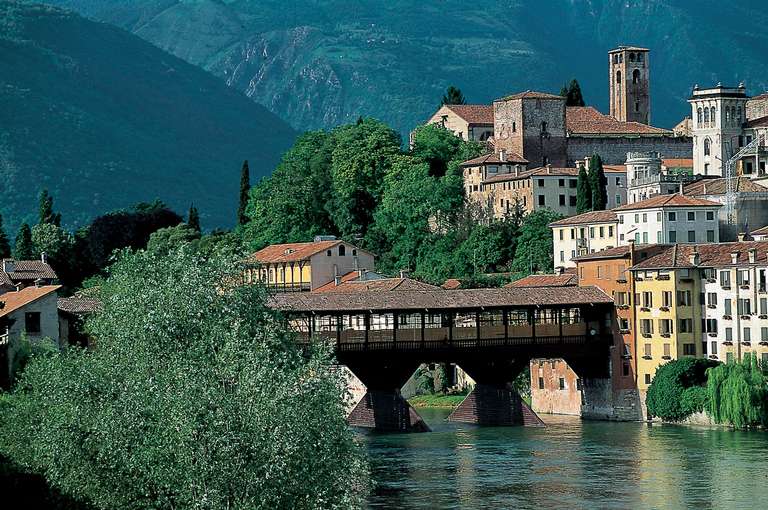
[560, 79, 586, 107]
[0, 214, 11, 259]
[645, 358, 719, 421]
[440, 85, 466, 105]
[146, 224, 201, 257]
[588, 154, 607, 210]
[706, 353, 768, 428]
[13, 223, 34, 260]
[38, 189, 61, 226]
[411, 123, 482, 177]
[31, 223, 76, 287]
[237, 160, 250, 226]
[511, 209, 564, 274]
[576, 164, 592, 214]
[0, 248, 368, 509]
[187, 203, 201, 234]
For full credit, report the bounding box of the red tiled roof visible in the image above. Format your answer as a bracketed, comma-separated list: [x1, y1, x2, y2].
[268, 285, 613, 312]
[613, 194, 722, 211]
[314, 277, 439, 294]
[663, 158, 694, 168]
[573, 244, 667, 262]
[248, 240, 343, 264]
[442, 278, 462, 290]
[443, 104, 493, 125]
[631, 241, 768, 270]
[684, 177, 767, 196]
[745, 115, 768, 128]
[549, 210, 618, 227]
[0, 285, 61, 317]
[505, 274, 577, 288]
[566, 106, 671, 136]
[498, 90, 565, 101]
[311, 271, 360, 292]
[0, 259, 58, 286]
[460, 151, 528, 167]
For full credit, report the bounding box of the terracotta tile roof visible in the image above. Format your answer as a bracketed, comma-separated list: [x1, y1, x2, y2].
[443, 104, 493, 124]
[603, 165, 627, 173]
[566, 106, 671, 136]
[0, 285, 61, 317]
[684, 177, 768, 196]
[460, 151, 528, 166]
[663, 158, 694, 168]
[314, 277, 440, 294]
[498, 90, 565, 101]
[751, 225, 768, 236]
[573, 244, 667, 262]
[549, 210, 618, 227]
[248, 240, 345, 264]
[0, 259, 58, 286]
[268, 286, 612, 312]
[505, 274, 577, 288]
[57, 289, 102, 314]
[631, 241, 768, 270]
[442, 278, 462, 290]
[613, 194, 722, 211]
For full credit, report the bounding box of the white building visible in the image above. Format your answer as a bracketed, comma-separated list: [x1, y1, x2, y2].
[615, 194, 722, 245]
[549, 210, 619, 269]
[626, 151, 697, 204]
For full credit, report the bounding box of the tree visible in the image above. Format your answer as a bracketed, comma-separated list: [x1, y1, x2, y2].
[38, 189, 61, 226]
[0, 248, 369, 509]
[187, 203, 201, 234]
[31, 223, 76, 288]
[440, 85, 466, 106]
[560, 79, 586, 107]
[511, 209, 564, 274]
[0, 214, 11, 259]
[706, 354, 768, 428]
[576, 165, 592, 214]
[237, 160, 251, 226]
[645, 358, 719, 421]
[14, 223, 34, 260]
[146, 224, 201, 256]
[588, 154, 607, 210]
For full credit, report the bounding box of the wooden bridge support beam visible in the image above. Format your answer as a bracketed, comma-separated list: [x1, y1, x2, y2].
[346, 360, 430, 433]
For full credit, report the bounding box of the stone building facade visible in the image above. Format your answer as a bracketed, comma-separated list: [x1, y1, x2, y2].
[609, 46, 650, 125]
[423, 104, 494, 143]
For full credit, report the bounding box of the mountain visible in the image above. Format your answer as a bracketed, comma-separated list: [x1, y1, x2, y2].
[0, 1, 296, 234]
[35, 0, 768, 135]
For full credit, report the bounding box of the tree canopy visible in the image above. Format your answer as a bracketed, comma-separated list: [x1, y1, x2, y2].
[440, 85, 466, 105]
[0, 214, 11, 259]
[646, 358, 719, 421]
[13, 223, 34, 260]
[511, 209, 563, 274]
[560, 79, 586, 107]
[588, 154, 607, 211]
[0, 248, 368, 509]
[706, 354, 768, 428]
[237, 160, 251, 227]
[576, 165, 592, 214]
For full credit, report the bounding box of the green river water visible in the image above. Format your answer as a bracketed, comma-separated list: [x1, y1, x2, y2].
[364, 408, 768, 509]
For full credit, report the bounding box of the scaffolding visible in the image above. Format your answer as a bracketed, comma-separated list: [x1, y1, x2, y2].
[724, 134, 766, 225]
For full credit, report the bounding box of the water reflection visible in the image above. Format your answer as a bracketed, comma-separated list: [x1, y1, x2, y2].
[363, 409, 768, 509]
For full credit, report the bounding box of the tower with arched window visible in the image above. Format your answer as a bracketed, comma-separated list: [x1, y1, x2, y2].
[608, 46, 650, 125]
[688, 83, 749, 176]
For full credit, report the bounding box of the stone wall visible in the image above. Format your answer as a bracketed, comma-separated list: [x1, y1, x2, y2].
[530, 358, 582, 416]
[567, 136, 692, 165]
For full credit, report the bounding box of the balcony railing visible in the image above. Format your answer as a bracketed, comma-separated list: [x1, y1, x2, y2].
[630, 173, 697, 187]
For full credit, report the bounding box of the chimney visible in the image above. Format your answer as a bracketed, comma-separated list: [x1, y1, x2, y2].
[555, 266, 564, 275]
[546, 164, 553, 174]
[34, 278, 43, 288]
[731, 252, 739, 264]
[2, 259, 14, 273]
[514, 165, 520, 176]
[749, 248, 757, 263]
[357, 268, 365, 280]
[334, 275, 342, 286]
[14, 283, 22, 292]
[498, 149, 507, 162]
[400, 269, 410, 279]
[689, 248, 700, 266]
[738, 232, 746, 242]
[679, 181, 684, 195]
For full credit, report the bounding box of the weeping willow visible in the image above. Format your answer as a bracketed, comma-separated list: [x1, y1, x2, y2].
[706, 353, 768, 428]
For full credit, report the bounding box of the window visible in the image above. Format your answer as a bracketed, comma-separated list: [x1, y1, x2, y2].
[679, 318, 693, 333]
[738, 298, 752, 315]
[338, 245, 346, 256]
[683, 344, 696, 356]
[622, 362, 630, 376]
[657, 212, 662, 222]
[663, 344, 671, 358]
[569, 179, 577, 188]
[737, 270, 750, 286]
[616, 70, 622, 83]
[609, 226, 614, 237]
[559, 194, 566, 206]
[559, 377, 565, 390]
[590, 227, 595, 238]
[662, 291, 672, 307]
[704, 107, 710, 125]
[721, 270, 731, 288]
[538, 179, 545, 187]
[599, 226, 605, 238]
[642, 213, 648, 223]
[615, 177, 621, 186]
[569, 196, 577, 206]
[640, 319, 654, 335]
[616, 194, 621, 205]
[704, 138, 711, 156]
[538, 377, 545, 390]
[762, 328, 768, 343]
[538, 195, 545, 206]
[706, 211, 714, 221]
[559, 251, 564, 263]
[632, 68, 640, 84]
[697, 107, 703, 126]
[644, 373, 652, 385]
[724, 299, 732, 315]
[687, 211, 695, 221]
[707, 230, 715, 242]
[744, 328, 752, 342]
[677, 290, 691, 306]
[634, 214, 640, 223]
[541, 121, 548, 133]
[642, 232, 648, 243]
[657, 231, 662, 243]
[704, 319, 718, 334]
[619, 318, 630, 331]
[326, 250, 332, 257]
[660, 319, 673, 335]
[668, 212, 676, 222]
[711, 341, 718, 355]
[642, 292, 653, 308]
[559, 178, 565, 187]
[707, 292, 718, 307]
[726, 328, 733, 342]
[687, 230, 696, 242]
[24, 312, 41, 334]
[761, 298, 768, 315]
[669, 231, 677, 243]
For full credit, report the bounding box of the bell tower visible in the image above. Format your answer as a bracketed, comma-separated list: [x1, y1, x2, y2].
[609, 46, 650, 124]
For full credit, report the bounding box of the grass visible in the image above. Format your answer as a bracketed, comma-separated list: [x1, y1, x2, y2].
[408, 394, 467, 408]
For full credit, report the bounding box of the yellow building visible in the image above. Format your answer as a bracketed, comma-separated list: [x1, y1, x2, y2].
[245, 236, 375, 292]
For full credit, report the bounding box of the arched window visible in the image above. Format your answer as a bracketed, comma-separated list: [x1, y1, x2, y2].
[731, 106, 736, 125]
[704, 138, 711, 156]
[629, 52, 636, 62]
[352, 249, 357, 256]
[280, 267, 285, 281]
[540, 121, 547, 133]
[616, 70, 622, 84]
[710, 106, 716, 124]
[737, 106, 743, 123]
[637, 52, 644, 63]
[632, 69, 640, 84]
[269, 268, 274, 282]
[697, 107, 703, 126]
[338, 245, 346, 256]
[725, 107, 730, 124]
[704, 107, 710, 125]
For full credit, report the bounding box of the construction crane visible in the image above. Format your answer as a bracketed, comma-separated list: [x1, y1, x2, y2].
[724, 134, 766, 225]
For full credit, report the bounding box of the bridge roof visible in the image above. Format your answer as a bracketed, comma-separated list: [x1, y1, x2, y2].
[268, 286, 611, 313]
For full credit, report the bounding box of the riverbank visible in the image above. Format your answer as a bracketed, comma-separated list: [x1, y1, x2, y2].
[408, 394, 467, 408]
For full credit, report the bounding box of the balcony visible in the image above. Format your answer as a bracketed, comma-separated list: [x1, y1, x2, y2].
[659, 306, 670, 312]
[657, 275, 670, 281]
[723, 315, 733, 320]
[630, 173, 696, 188]
[661, 355, 672, 360]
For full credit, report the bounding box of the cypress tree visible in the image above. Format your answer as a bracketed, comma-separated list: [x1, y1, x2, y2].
[440, 86, 466, 106]
[566, 79, 586, 107]
[576, 165, 592, 214]
[38, 189, 61, 226]
[188, 204, 201, 234]
[14, 223, 34, 260]
[559, 83, 569, 99]
[237, 160, 251, 226]
[589, 154, 608, 210]
[0, 214, 10, 259]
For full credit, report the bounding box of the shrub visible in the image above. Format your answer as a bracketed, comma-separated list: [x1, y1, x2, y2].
[706, 353, 768, 428]
[646, 358, 719, 421]
[680, 385, 709, 416]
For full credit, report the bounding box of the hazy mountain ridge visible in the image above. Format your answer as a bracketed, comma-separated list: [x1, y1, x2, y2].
[0, 0, 296, 233]
[37, 0, 768, 134]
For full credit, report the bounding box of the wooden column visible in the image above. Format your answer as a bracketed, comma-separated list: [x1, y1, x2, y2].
[448, 312, 454, 344]
[475, 310, 481, 344]
[530, 307, 536, 343]
[336, 314, 341, 349]
[558, 307, 564, 341]
[392, 311, 398, 348]
[364, 312, 370, 350]
[503, 309, 509, 346]
[420, 311, 426, 348]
